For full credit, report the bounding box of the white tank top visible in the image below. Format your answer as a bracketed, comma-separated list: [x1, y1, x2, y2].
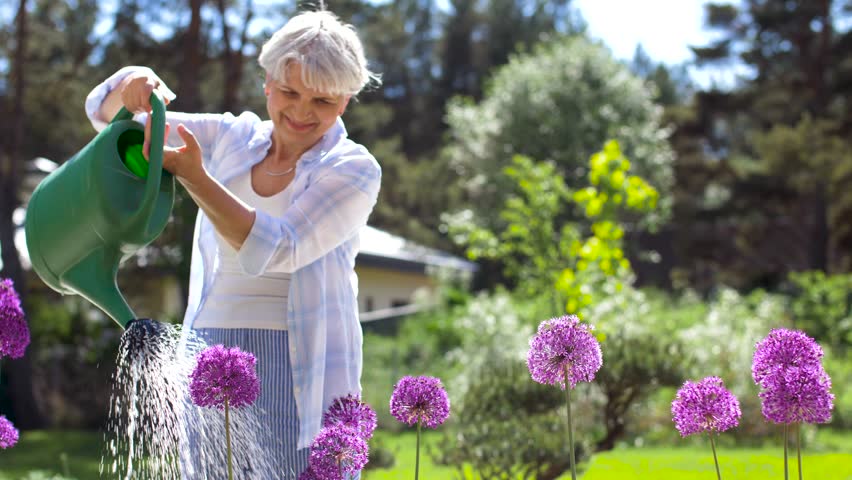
[192, 170, 293, 330]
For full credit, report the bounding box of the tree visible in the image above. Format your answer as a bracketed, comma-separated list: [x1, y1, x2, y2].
[443, 35, 674, 239]
[215, 0, 254, 112]
[672, 0, 852, 289]
[630, 44, 694, 106]
[0, 0, 47, 429]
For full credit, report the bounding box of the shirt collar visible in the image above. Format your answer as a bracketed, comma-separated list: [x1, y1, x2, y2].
[248, 117, 348, 165]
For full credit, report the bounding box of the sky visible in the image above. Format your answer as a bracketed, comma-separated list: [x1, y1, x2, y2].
[573, 0, 713, 65]
[572, 0, 748, 88]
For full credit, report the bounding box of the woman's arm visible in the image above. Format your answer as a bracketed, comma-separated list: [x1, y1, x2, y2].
[152, 123, 256, 251]
[89, 66, 176, 127]
[86, 66, 248, 168]
[237, 148, 381, 275]
[156, 125, 381, 272]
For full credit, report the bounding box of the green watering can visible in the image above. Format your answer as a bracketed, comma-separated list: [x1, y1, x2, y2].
[25, 93, 174, 329]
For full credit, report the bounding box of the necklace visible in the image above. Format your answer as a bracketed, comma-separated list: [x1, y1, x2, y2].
[263, 164, 296, 176]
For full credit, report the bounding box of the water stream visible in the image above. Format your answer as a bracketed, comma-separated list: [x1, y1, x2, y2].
[100, 320, 287, 479]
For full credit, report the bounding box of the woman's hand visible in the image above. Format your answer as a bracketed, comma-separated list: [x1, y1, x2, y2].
[119, 71, 174, 114]
[143, 118, 207, 186]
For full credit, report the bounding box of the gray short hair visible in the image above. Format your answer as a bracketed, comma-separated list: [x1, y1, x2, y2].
[258, 10, 380, 96]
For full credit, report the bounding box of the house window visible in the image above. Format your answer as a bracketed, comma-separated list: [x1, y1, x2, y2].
[365, 296, 375, 312]
[391, 300, 409, 308]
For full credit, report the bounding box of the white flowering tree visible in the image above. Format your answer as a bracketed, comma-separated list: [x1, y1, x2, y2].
[442, 34, 675, 234]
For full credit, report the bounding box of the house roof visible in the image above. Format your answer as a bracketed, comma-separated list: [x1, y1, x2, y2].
[356, 226, 478, 274]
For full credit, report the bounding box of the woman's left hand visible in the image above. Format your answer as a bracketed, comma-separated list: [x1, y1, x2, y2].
[143, 116, 206, 185]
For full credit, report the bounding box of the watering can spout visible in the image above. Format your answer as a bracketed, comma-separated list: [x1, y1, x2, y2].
[62, 247, 135, 328]
[25, 92, 174, 329]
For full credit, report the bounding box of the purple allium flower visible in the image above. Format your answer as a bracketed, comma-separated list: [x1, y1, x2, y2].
[189, 345, 260, 410]
[323, 394, 377, 440]
[308, 425, 369, 480]
[752, 328, 823, 386]
[298, 466, 319, 480]
[390, 376, 450, 428]
[527, 315, 602, 389]
[0, 415, 19, 449]
[671, 376, 742, 437]
[759, 365, 834, 425]
[0, 279, 30, 360]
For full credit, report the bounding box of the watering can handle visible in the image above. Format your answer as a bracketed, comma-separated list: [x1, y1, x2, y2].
[114, 92, 167, 238]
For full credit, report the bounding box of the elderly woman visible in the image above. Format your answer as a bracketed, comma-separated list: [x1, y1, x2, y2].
[85, 10, 381, 478]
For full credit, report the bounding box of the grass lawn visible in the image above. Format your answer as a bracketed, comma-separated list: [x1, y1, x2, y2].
[1, 429, 850, 479]
[581, 447, 852, 480]
[366, 430, 852, 480]
[0, 430, 103, 479]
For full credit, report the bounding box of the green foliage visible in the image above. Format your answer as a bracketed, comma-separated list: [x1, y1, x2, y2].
[446, 155, 573, 301]
[436, 357, 580, 480]
[446, 141, 659, 316]
[444, 34, 674, 232]
[788, 270, 852, 349]
[754, 116, 852, 271]
[670, 1, 852, 286]
[585, 287, 688, 450]
[785, 271, 852, 427]
[676, 288, 792, 441]
[822, 347, 852, 429]
[20, 295, 118, 428]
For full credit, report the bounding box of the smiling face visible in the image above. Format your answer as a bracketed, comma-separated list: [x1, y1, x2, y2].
[265, 62, 350, 155]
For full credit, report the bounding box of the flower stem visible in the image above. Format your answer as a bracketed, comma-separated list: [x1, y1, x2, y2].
[709, 433, 722, 480]
[796, 423, 803, 480]
[225, 399, 233, 480]
[783, 423, 789, 480]
[564, 364, 577, 480]
[415, 420, 421, 480]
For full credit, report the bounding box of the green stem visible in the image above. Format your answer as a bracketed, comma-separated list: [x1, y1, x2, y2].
[784, 423, 789, 480]
[709, 433, 722, 480]
[225, 399, 233, 480]
[415, 421, 421, 480]
[564, 365, 577, 480]
[797, 423, 803, 480]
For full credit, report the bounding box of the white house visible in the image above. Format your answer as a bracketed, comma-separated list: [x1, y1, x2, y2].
[355, 226, 477, 322]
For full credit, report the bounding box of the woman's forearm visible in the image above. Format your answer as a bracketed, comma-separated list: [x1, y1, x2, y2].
[97, 69, 175, 124]
[99, 80, 127, 125]
[180, 173, 257, 251]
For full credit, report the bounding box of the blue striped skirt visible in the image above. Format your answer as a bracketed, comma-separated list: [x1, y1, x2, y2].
[181, 328, 309, 479]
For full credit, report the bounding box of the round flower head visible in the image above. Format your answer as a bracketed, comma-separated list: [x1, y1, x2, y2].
[390, 376, 451, 428]
[0, 278, 30, 359]
[759, 364, 834, 425]
[0, 415, 19, 449]
[752, 328, 823, 386]
[323, 394, 377, 440]
[527, 315, 602, 389]
[189, 345, 261, 409]
[298, 466, 319, 480]
[308, 425, 368, 480]
[671, 376, 742, 437]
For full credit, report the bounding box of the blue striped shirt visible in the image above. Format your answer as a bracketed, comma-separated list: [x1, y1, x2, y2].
[86, 66, 381, 449]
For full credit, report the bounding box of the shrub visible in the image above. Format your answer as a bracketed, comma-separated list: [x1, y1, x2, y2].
[787, 271, 852, 349]
[435, 356, 585, 480]
[585, 286, 687, 450]
[677, 288, 791, 442]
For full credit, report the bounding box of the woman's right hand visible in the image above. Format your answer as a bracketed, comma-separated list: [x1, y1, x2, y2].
[119, 71, 175, 114]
